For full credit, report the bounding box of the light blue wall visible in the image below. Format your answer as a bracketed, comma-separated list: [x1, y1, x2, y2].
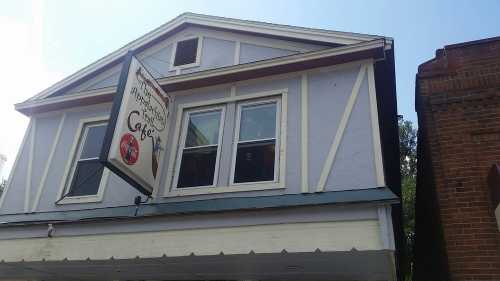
[0, 61, 381, 215]
[239, 43, 298, 63]
[61, 26, 327, 95]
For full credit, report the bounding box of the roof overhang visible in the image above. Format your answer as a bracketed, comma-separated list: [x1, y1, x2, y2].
[24, 13, 391, 104]
[0, 250, 395, 281]
[16, 39, 387, 116]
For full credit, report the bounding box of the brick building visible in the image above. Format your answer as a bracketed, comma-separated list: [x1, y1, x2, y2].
[415, 36, 500, 281]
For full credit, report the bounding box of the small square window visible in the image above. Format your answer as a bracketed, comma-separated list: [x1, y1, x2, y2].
[173, 38, 199, 67]
[65, 122, 107, 197]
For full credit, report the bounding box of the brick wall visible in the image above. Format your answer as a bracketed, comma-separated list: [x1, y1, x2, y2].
[416, 37, 500, 281]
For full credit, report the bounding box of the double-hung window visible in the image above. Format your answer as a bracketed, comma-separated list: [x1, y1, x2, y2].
[171, 94, 283, 194]
[61, 120, 108, 201]
[174, 107, 225, 188]
[231, 99, 280, 184]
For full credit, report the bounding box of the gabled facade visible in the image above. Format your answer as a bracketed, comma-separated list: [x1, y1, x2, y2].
[0, 13, 402, 281]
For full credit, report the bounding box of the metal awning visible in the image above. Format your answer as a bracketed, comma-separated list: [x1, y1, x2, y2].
[0, 251, 395, 281]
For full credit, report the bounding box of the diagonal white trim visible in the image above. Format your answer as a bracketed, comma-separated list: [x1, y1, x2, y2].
[24, 118, 36, 213]
[301, 73, 309, 193]
[316, 64, 367, 192]
[31, 113, 66, 212]
[25, 12, 390, 103]
[367, 62, 385, 187]
[0, 120, 33, 210]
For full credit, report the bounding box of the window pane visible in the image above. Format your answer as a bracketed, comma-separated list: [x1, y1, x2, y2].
[185, 110, 221, 147]
[177, 146, 218, 188]
[239, 103, 277, 141]
[80, 124, 107, 159]
[67, 159, 104, 196]
[234, 140, 275, 183]
[174, 38, 198, 66]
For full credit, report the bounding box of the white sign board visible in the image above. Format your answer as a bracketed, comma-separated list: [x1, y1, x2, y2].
[100, 52, 172, 195]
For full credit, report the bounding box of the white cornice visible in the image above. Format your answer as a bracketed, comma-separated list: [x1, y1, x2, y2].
[25, 13, 391, 103]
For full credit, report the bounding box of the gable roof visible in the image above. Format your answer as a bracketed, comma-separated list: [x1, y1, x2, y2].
[26, 13, 391, 102]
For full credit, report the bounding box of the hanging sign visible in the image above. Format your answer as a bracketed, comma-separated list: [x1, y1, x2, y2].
[100, 51, 172, 195]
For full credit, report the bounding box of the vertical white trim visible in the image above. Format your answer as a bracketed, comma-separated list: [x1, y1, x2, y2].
[279, 92, 288, 188]
[367, 62, 386, 187]
[316, 65, 367, 192]
[300, 74, 309, 193]
[377, 205, 395, 250]
[0, 120, 33, 210]
[234, 41, 241, 64]
[31, 113, 66, 212]
[24, 118, 36, 213]
[230, 85, 236, 97]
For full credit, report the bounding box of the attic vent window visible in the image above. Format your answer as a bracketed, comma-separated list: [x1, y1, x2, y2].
[173, 37, 200, 67]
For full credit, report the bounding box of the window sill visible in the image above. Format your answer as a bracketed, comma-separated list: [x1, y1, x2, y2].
[170, 61, 201, 71]
[56, 194, 103, 205]
[164, 183, 285, 197]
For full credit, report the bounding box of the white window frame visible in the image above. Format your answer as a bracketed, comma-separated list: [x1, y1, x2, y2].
[230, 97, 282, 186]
[163, 89, 287, 197]
[170, 36, 203, 70]
[172, 105, 226, 190]
[56, 116, 110, 204]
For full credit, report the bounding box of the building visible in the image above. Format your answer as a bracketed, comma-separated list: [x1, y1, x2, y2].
[415, 36, 500, 281]
[0, 13, 402, 281]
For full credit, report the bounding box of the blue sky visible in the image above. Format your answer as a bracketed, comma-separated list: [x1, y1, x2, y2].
[0, 0, 499, 178]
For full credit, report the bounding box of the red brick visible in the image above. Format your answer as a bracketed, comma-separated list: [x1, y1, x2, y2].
[417, 37, 500, 281]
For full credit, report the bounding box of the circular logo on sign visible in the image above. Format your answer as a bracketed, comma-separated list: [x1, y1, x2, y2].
[119, 133, 139, 165]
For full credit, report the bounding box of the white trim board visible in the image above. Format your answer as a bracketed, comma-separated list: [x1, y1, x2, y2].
[0, 220, 383, 262]
[301, 73, 309, 193]
[367, 62, 386, 187]
[24, 12, 390, 103]
[24, 118, 36, 213]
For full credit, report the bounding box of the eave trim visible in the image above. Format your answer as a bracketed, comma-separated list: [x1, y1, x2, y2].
[0, 187, 398, 226]
[16, 39, 386, 115]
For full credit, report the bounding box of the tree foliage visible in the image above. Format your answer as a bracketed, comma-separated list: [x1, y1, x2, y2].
[0, 179, 5, 198]
[399, 116, 417, 279]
